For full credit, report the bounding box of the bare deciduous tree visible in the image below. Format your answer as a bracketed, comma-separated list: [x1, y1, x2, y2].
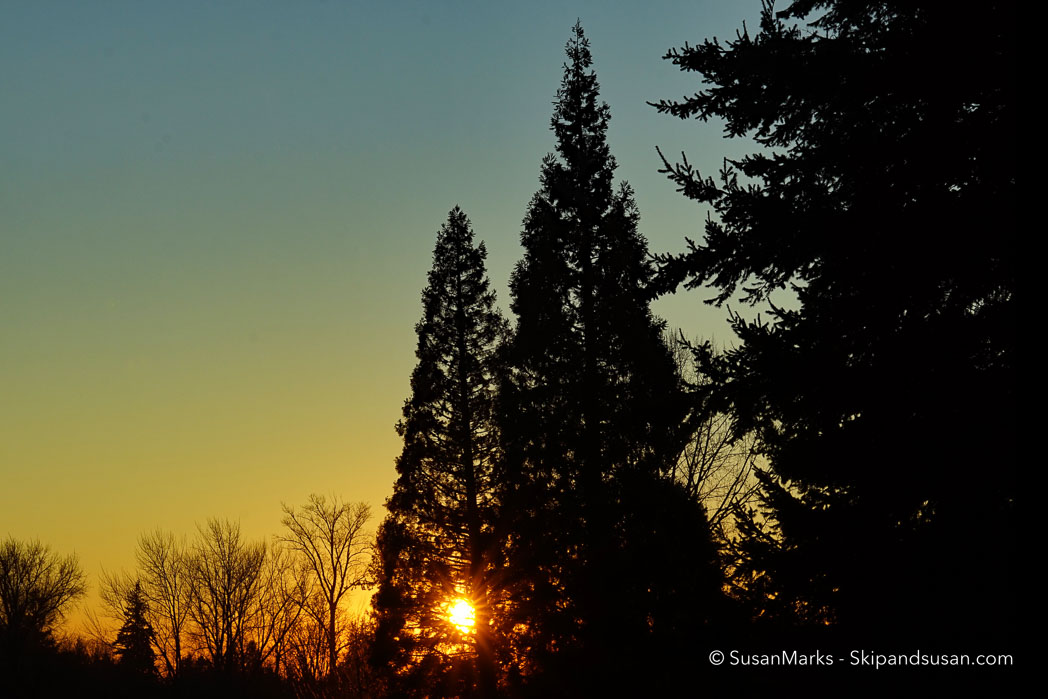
[95, 532, 193, 677]
[0, 538, 86, 654]
[188, 518, 266, 671]
[283, 589, 331, 685]
[136, 530, 191, 676]
[104, 526, 300, 678]
[676, 410, 762, 536]
[279, 495, 371, 678]
[94, 567, 134, 651]
[667, 332, 762, 540]
[246, 542, 307, 674]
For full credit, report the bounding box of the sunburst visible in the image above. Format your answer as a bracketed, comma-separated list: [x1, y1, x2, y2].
[448, 598, 475, 633]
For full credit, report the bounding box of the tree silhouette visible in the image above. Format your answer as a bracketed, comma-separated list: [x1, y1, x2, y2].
[135, 529, 191, 677]
[372, 206, 507, 697]
[113, 581, 156, 676]
[0, 538, 87, 695]
[652, 0, 1014, 645]
[279, 495, 371, 681]
[501, 22, 716, 693]
[188, 518, 268, 672]
[666, 332, 761, 541]
[0, 538, 86, 657]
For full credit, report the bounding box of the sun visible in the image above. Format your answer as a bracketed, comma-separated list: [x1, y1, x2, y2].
[448, 598, 475, 633]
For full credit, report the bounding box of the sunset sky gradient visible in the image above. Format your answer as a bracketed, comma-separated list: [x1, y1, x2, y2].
[2, 0, 762, 620]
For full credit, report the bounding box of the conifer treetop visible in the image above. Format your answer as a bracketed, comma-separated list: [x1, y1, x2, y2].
[550, 21, 616, 196]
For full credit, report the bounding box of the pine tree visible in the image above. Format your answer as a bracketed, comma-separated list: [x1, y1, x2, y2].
[653, 0, 1014, 646]
[501, 23, 716, 692]
[372, 206, 507, 697]
[113, 581, 156, 676]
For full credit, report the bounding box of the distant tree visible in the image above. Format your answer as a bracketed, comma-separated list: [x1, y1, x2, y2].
[113, 581, 156, 675]
[372, 206, 507, 697]
[0, 538, 86, 657]
[652, 0, 1014, 643]
[283, 587, 330, 686]
[187, 518, 267, 672]
[501, 23, 717, 692]
[278, 495, 371, 679]
[248, 542, 308, 676]
[336, 615, 380, 699]
[666, 332, 760, 540]
[135, 529, 191, 677]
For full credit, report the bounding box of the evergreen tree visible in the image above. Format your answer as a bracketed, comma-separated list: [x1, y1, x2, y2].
[501, 23, 717, 694]
[653, 0, 1014, 646]
[113, 581, 156, 676]
[372, 207, 507, 697]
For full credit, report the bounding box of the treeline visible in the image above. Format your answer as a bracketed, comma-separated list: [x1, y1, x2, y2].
[0, 497, 375, 698]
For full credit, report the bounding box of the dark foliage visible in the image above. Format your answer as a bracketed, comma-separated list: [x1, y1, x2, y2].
[500, 22, 721, 694]
[372, 206, 507, 697]
[113, 581, 157, 676]
[0, 537, 86, 676]
[653, 0, 1014, 647]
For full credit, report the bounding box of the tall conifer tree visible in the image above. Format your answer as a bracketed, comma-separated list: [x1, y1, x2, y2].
[113, 581, 156, 676]
[652, 0, 1014, 647]
[501, 23, 715, 693]
[372, 207, 506, 698]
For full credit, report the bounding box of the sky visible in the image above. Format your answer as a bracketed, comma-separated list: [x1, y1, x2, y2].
[1, 0, 765, 623]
